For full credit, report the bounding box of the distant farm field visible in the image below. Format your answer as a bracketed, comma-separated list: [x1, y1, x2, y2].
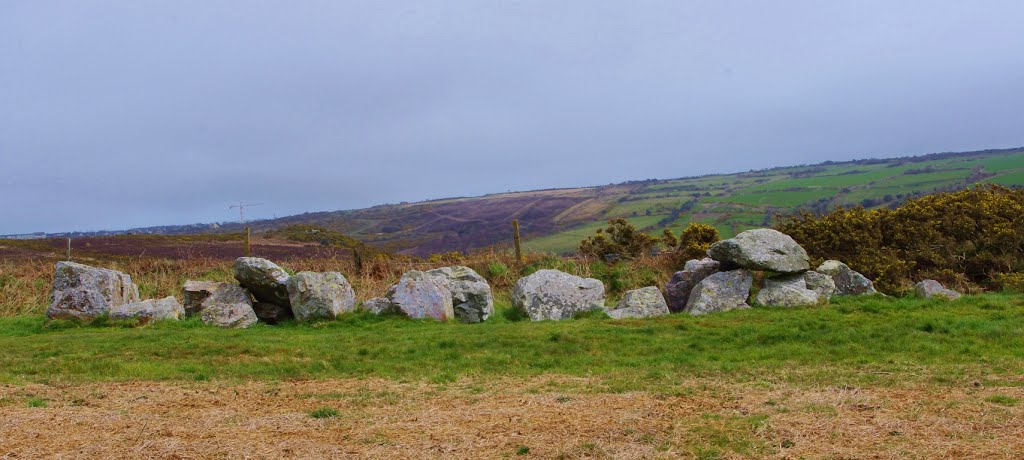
[513, 150, 1024, 254]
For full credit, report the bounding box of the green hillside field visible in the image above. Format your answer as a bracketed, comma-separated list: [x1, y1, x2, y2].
[526, 149, 1024, 253]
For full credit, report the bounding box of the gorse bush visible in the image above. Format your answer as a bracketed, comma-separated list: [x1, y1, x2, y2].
[578, 218, 659, 260]
[776, 185, 1024, 293]
[675, 223, 721, 263]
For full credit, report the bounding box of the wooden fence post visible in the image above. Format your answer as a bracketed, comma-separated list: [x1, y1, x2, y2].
[512, 220, 523, 265]
[244, 226, 251, 257]
[353, 249, 364, 275]
[67, 237, 71, 261]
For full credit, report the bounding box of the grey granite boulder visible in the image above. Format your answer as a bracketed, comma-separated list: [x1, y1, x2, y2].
[286, 271, 357, 322]
[427, 266, 494, 323]
[685, 269, 753, 315]
[817, 260, 877, 295]
[47, 261, 140, 321]
[109, 296, 184, 324]
[803, 271, 837, 300]
[512, 269, 605, 321]
[607, 286, 670, 319]
[253, 301, 293, 324]
[915, 279, 962, 300]
[361, 297, 397, 315]
[233, 257, 291, 308]
[665, 258, 720, 313]
[199, 283, 258, 328]
[386, 270, 455, 321]
[756, 274, 821, 307]
[182, 280, 232, 316]
[707, 229, 810, 274]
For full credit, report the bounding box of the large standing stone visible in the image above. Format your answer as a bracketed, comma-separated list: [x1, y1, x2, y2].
[707, 229, 810, 274]
[685, 269, 753, 316]
[233, 257, 291, 308]
[199, 283, 258, 328]
[756, 274, 821, 307]
[109, 296, 185, 324]
[665, 258, 720, 313]
[427, 266, 494, 323]
[817, 260, 877, 295]
[361, 297, 397, 315]
[915, 280, 962, 300]
[607, 286, 670, 319]
[386, 270, 455, 321]
[803, 271, 837, 300]
[47, 261, 140, 321]
[286, 271, 357, 321]
[511, 269, 606, 321]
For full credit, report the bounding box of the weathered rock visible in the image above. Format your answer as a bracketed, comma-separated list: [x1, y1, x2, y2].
[817, 260, 877, 295]
[233, 257, 291, 308]
[199, 283, 258, 328]
[427, 266, 494, 323]
[47, 261, 140, 321]
[286, 272, 357, 322]
[915, 279, 962, 300]
[608, 286, 670, 319]
[386, 270, 455, 321]
[756, 274, 821, 307]
[253, 302, 293, 324]
[182, 280, 232, 316]
[707, 229, 810, 274]
[511, 269, 605, 321]
[361, 297, 396, 315]
[665, 258, 720, 313]
[109, 296, 185, 324]
[685, 269, 753, 315]
[803, 271, 837, 300]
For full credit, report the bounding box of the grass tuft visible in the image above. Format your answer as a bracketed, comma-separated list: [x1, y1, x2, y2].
[984, 394, 1019, 406]
[308, 407, 340, 419]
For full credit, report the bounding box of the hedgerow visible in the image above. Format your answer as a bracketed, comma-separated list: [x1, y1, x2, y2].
[776, 185, 1024, 293]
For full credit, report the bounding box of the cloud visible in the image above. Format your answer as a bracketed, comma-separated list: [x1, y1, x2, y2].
[2, 0, 1023, 233]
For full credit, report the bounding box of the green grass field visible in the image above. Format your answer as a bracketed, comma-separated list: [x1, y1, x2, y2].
[2, 294, 1021, 388]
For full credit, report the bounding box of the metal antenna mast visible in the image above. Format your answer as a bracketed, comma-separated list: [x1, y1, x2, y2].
[228, 202, 263, 225]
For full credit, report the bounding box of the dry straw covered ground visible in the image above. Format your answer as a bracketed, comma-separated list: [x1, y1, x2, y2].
[2, 376, 1022, 459]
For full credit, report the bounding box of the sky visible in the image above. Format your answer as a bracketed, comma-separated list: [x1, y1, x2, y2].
[2, 1, 1024, 234]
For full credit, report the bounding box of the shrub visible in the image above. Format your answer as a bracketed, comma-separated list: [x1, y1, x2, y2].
[993, 272, 1024, 292]
[428, 251, 465, 265]
[578, 218, 659, 260]
[677, 223, 720, 261]
[776, 185, 1024, 293]
[659, 223, 720, 267]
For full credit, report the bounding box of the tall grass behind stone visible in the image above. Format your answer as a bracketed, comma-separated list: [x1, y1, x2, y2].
[0, 258, 54, 316]
[1, 243, 684, 317]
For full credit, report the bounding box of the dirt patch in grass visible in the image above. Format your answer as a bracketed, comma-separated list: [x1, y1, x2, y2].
[1, 376, 1021, 459]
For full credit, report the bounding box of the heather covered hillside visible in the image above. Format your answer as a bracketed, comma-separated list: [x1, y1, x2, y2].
[212, 147, 1024, 256]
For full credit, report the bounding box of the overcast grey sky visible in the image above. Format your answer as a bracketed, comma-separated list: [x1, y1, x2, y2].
[2, 1, 1024, 234]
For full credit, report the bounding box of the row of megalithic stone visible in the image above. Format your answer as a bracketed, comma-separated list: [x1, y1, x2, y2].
[46, 229, 963, 328]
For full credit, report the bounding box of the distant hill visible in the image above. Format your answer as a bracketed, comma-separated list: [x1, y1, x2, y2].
[54, 147, 1024, 256]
